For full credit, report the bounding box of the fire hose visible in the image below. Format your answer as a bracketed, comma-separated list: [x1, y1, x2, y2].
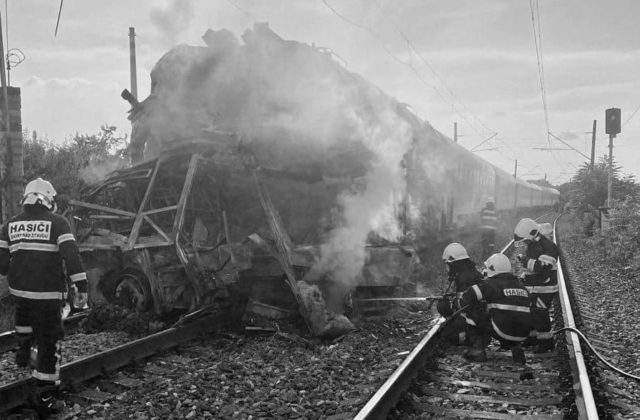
[551, 326, 640, 381]
[441, 308, 640, 381]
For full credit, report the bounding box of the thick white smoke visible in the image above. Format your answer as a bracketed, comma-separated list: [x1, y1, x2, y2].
[309, 108, 412, 286]
[133, 24, 416, 291]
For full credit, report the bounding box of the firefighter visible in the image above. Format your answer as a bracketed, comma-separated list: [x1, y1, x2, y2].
[514, 218, 559, 353]
[479, 197, 498, 258]
[460, 253, 532, 377]
[0, 178, 88, 413]
[438, 243, 484, 345]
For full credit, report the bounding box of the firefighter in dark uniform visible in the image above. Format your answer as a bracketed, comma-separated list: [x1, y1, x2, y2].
[438, 243, 484, 345]
[479, 197, 498, 258]
[0, 178, 88, 413]
[460, 253, 532, 377]
[514, 218, 559, 353]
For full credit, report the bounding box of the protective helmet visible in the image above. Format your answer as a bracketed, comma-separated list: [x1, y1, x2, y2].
[487, 197, 495, 203]
[442, 242, 469, 262]
[21, 178, 56, 210]
[514, 218, 539, 242]
[484, 253, 511, 277]
[539, 222, 553, 236]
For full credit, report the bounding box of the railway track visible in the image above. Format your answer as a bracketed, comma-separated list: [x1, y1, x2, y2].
[0, 307, 228, 417]
[2, 211, 637, 419]
[353, 213, 613, 419]
[0, 312, 88, 354]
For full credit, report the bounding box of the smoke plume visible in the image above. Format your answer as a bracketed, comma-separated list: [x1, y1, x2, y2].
[150, 0, 194, 45]
[131, 24, 416, 293]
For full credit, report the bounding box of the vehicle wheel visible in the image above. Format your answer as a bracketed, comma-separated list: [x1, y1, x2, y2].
[114, 272, 151, 311]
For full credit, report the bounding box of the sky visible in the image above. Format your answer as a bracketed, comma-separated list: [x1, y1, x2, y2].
[5, 0, 640, 186]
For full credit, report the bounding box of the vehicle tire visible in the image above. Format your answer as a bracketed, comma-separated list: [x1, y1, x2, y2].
[114, 271, 152, 312]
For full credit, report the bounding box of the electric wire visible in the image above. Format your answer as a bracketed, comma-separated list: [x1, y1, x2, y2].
[622, 103, 640, 128]
[54, 0, 64, 36]
[528, 0, 551, 149]
[320, 0, 494, 142]
[225, 0, 255, 21]
[398, 29, 495, 139]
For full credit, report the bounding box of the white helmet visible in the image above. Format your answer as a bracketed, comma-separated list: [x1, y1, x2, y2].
[21, 178, 56, 210]
[514, 218, 539, 242]
[487, 197, 494, 203]
[539, 222, 552, 236]
[442, 242, 469, 262]
[484, 253, 511, 277]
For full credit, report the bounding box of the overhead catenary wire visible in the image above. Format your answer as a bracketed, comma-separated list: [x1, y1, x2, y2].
[225, 0, 255, 21]
[397, 29, 495, 139]
[54, 0, 64, 36]
[528, 0, 551, 149]
[320, 0, 495, 142]
[622, 103, 640, 128]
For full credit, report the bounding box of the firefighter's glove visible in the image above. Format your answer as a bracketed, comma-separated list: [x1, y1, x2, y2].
[71, 285, 88, 309]
[436, 298, 454, 318]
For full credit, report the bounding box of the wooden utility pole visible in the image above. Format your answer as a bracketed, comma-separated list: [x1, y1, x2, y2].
[590, 120, 596, 170]
[129, 27, 138, 100]
[513, 159, 518, 209]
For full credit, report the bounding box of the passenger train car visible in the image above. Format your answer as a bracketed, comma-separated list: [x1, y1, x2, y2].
[398, 104, 559, 236]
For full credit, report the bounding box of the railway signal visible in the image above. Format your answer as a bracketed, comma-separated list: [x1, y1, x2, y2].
[605, 107, 621, 208]
[605, 108, 621, 136]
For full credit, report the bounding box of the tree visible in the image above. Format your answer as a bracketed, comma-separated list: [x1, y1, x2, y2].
[561, 156, 640, 214]
[23, 126, 129, 208]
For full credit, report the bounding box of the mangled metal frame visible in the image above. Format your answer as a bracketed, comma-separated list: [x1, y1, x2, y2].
[67, 145, 315, 328]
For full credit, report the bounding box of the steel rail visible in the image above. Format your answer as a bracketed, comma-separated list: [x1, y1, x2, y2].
[553, 215, 599, 419]
[352, 317, 445, 420]
[354, 210, 562, 419]
[0, 312, 88, 353]
[0, 312, 224, 413]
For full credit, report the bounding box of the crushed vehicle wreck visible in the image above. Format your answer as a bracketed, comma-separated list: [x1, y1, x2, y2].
[67, 137, 418, 338]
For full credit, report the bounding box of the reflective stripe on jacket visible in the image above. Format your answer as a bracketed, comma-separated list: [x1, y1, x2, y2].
[480, 207, 497, 231]
[521, 235, 559, 307]
[462, 273, 531, 341]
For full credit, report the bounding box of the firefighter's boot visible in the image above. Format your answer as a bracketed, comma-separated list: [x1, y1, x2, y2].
[511, 344, 534, 380]
[463, 334, 487, 362]
[30, 382, 65, 416]
[511, 344, 526, 365]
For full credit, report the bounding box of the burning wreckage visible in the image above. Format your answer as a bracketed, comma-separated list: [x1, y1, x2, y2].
[67, 24, 420, 338]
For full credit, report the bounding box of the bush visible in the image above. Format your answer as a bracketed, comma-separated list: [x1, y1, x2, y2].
[600, 197, 640, 269]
